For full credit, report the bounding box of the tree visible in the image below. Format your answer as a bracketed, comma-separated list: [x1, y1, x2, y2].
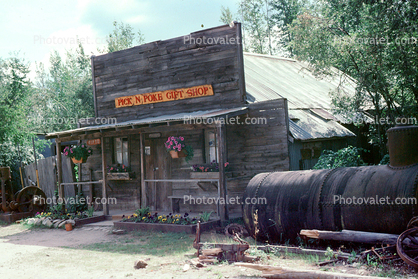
[220, 6, 234, 25]
[290, 0, 418, 156]
[99, 21, 145, 53]
[0, 55, 33, 143]
[31, 42, 94, 133]
[270, 0, 307, 56]
[238, 0, 269, 54]
[0, 54, 47, 190]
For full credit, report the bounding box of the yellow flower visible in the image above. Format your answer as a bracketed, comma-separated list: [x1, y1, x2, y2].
[176, 218, 179, 222]
[162, 218, 167, 222]
[142, 217, 146, 220]
[133, 213, 138, 217]
[127, 216, 131, 219]
[158, 216, 162, 220]
[172, 220, 175, 223]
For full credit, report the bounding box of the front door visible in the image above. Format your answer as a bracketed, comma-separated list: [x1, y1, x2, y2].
[145, 137, 172, 211]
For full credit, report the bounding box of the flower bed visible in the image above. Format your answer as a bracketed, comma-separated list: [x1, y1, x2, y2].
[114, 208, 219, 233]
[114, 219, 220, 234]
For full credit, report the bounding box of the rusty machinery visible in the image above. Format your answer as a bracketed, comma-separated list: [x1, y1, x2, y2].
[243, 125, 418, 267]
[0, 166, 46, 214]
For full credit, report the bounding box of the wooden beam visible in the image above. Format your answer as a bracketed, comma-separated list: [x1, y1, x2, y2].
[235, 22, 246, 103]
[217, 123, 228, 222]
[140, 132, 146, 208]
[56, 141, 63, 201]
[91, 55, 98, 117]
[300, 229, 399, 245]
[101, 136, 109, 215]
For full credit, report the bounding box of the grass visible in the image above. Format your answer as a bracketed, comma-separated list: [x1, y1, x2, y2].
[81, 230, 194, 257]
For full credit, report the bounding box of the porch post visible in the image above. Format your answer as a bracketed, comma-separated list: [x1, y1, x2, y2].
[101, 136, 109, 215]
[56, 140, 63, 200]
[140, 132, 146, 207]
[217, 123, 229, 222]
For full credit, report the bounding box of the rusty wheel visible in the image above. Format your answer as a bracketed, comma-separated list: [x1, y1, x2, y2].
[16, 186, 47, 213]
[397, 227, 418, 268]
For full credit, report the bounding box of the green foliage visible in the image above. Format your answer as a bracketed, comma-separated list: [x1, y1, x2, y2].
[238, 0, 269, 54]
[199, 211, 213, 222]
[220, 6, 234, 25]
[135, 206, 150, 217]
[270, 0, 307, 56]
[313, 146, 366, 169]
[379, 154, 390, 165]
[99, 21, 145, 53]
[289, 0, 418, 154]
[63, 144, 93, 160]
[66, 192, 88, 214]
[184, 145, 194, 163]
[31, 42, 94, 133]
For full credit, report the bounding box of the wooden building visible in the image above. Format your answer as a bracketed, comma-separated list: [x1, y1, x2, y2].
[46, 23, 355, 220]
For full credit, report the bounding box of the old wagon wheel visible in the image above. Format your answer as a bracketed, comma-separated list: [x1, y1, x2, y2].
[407, 216, 418, 229]
[396, 227, 418, 268]
[16, 186, 47, 213]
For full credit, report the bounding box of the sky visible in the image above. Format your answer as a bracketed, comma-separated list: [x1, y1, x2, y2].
[0, 0, 238, 78]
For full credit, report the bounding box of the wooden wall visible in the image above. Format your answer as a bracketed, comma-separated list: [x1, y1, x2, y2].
[92, 24, 245, 122]
[226, 99, 290, 213]
[24, 155, 75, 200]
[80, 135, 142, 212]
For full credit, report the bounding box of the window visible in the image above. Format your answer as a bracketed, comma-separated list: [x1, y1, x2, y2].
[114, 137, 129, 166]
[205, 130, 218, 163]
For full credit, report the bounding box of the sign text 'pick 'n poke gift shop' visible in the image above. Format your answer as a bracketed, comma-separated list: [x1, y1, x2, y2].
[46, 23, 291, 221]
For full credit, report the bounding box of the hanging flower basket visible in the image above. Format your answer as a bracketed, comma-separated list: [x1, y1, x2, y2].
[63, 144, 92, 164]
[170, 150, 187, 158]
[165, 136, 194, 162]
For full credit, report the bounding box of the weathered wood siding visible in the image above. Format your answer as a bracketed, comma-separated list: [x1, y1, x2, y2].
[226, 99, 290, 213]
[92, 24, 245, 122]
[80, 135, 141, 211]
[24, 156, 75, 199]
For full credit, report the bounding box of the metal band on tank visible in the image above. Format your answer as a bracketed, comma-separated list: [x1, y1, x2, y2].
[317, 168, 340, 229]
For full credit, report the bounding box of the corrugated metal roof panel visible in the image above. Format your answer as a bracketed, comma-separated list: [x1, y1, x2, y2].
[289, 109, 356, 140]
[244, 53, 358, 109]
[289, 119, 313, 141]
[46, 107, 248, 139]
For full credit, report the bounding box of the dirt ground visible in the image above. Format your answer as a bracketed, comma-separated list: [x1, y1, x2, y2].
[0, 223, 415, 279]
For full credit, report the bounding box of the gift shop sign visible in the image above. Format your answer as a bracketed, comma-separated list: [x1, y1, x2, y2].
[115, 85, 214, 108]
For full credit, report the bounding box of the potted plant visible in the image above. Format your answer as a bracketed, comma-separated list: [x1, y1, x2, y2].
[164, 136, 194, 162]
[63, 144, 93, 164]
[107, 164, 133, 180]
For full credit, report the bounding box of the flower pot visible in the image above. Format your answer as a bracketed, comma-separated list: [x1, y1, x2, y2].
[170, 150, 187, 159]
[71, 157, 87, 164]
[107, 172, 131, 180]
[65, 223, 73, 231]
[169, 150, 179, 158]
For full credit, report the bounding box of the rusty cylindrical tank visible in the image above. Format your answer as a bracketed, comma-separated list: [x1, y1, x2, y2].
[243, 125, 418, 241]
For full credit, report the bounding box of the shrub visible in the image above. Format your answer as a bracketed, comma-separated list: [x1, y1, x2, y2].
[313, 146, 366, 169]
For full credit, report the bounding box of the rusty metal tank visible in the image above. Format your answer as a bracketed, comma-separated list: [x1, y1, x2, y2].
[242, 125, 418, 241]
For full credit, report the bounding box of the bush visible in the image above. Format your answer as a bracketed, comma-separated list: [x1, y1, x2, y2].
[313, 146, 366, 169]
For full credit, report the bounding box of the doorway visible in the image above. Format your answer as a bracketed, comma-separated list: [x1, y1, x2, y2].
[144, 137, 172, 211]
